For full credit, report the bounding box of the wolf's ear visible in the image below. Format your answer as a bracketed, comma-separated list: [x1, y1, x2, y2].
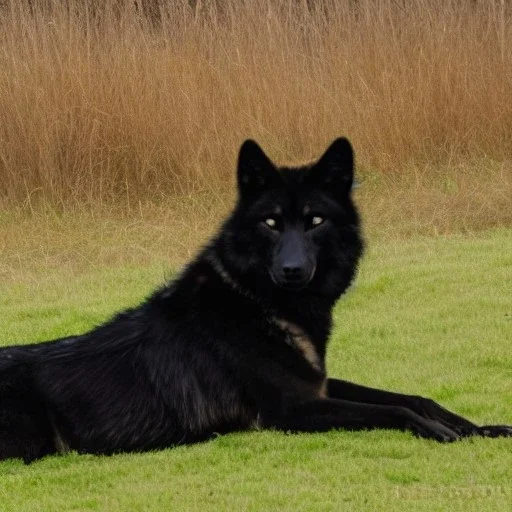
[237, 140, 280, 200]
[309, 138, 354, 197]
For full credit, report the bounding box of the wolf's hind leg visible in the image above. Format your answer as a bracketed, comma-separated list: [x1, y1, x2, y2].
[0, 361, 56, 463]
[0, 401, 56, 463]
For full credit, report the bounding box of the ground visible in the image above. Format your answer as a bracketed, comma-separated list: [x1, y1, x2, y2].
[1, 227, 510, 511]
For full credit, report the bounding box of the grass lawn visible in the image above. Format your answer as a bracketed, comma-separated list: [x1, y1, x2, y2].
[1, 228, 511, 511]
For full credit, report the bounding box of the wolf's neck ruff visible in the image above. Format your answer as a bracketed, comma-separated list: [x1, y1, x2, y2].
[203, 249, 259, 303]
[205, 247, 322, 370]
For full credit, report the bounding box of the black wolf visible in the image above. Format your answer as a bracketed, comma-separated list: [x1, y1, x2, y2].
[1, 138, 511, 463]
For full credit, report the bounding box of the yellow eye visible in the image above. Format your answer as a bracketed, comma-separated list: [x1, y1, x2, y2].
[265, 218, 277, 228]
[311, 216, 324, 227]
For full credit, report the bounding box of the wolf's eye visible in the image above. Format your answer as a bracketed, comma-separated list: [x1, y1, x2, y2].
[307, 216, 325, 229]
[264, 218, 278, 229]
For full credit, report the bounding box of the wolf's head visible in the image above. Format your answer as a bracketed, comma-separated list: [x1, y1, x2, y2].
[216, 138, 363, 300]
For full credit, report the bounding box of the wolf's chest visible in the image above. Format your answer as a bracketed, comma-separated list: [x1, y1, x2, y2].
[272, 317, 324, 373]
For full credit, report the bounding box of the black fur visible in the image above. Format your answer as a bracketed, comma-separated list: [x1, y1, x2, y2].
[1, 138, 511, 463]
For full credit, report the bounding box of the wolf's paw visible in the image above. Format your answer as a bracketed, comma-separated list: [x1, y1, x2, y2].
[409, 396, 478, 436]
[478, 425, 512, 438]
[404, 409, 460, 442]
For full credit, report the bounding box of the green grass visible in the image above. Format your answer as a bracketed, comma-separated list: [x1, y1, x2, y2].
[1, 228, 511, 511]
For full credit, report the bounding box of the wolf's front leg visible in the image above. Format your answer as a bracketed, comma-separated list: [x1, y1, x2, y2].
[269, 398, 460, 442]
[327, 378, 512, 438]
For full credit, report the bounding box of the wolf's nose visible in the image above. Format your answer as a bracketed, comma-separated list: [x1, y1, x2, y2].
[282, 265, 304, 278]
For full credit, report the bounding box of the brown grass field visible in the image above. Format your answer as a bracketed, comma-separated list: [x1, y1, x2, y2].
[0, 0, 511, 273]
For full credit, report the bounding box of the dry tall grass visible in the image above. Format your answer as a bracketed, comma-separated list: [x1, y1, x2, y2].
[0, 0, 511, 230]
